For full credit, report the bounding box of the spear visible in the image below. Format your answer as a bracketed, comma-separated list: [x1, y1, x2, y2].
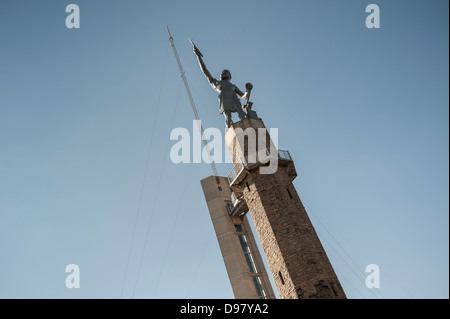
[188, 37, 203, 57]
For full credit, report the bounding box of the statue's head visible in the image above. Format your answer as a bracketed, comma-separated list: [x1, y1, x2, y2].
[220, 69, 231, 81]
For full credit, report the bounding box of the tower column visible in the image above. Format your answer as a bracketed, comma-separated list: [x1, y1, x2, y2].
[201, 176, 276, 299]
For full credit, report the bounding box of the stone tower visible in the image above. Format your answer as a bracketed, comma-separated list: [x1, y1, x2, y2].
[221, 117, 346, 299]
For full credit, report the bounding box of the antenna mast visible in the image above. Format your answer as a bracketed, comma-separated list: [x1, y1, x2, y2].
[167, 27, 219, 177]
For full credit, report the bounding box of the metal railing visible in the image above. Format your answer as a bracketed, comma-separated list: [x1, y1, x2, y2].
[278, 149, 292, 161]
[227, 149, 292, 185]
[227, 161, 244, 185]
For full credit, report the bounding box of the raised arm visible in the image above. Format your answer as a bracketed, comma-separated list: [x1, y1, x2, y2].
[194, 47, 215, 84]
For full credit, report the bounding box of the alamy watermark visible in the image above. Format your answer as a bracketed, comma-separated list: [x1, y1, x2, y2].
[65, 4, 80, 29]
[365, 4, 380, 29]
[65, 264, 80, 288]
[170, 120, 279, 174]
[365, 264, 380, 289]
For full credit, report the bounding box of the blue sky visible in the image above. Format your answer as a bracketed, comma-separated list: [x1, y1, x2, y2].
[0, 0, 448, 299]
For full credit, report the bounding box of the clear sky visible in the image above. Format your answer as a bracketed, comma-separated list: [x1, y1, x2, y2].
[0, 0, 448, 299]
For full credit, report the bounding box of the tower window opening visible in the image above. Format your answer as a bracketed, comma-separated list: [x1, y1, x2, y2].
[330, 282, 338, 296]
[246, 182, 250, 192]
[238, 234, 257, 274]
[252, 276, 267, 299]
[287, 188, 293, 199]
[278, 271, 285, 285]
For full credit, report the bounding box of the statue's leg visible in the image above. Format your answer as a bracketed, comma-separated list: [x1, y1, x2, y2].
[224, 111, 232, 127]
[237, 106, 247, 121]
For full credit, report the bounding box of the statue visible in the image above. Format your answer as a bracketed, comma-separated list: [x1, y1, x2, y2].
[191, 40, 258, 127]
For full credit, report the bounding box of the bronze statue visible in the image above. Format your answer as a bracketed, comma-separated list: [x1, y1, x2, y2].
[191, 41, 255, 127]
